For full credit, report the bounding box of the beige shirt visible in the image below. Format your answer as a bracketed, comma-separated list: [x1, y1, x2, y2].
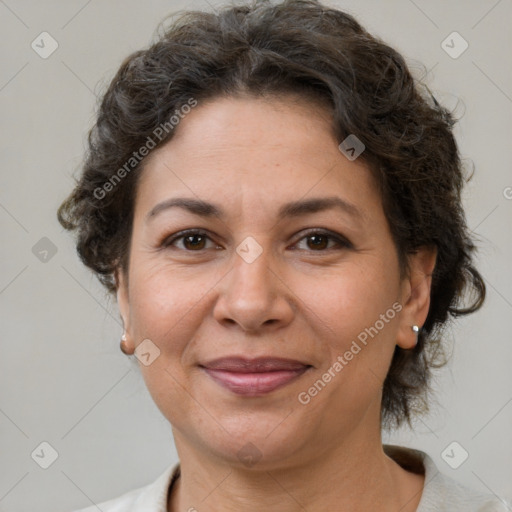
[73, 445, 510, 511]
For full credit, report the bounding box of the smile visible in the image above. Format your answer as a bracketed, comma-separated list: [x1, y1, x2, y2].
[200, 357, 312, 396]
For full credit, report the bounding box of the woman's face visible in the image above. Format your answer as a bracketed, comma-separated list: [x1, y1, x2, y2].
[117, 95, 433, 469]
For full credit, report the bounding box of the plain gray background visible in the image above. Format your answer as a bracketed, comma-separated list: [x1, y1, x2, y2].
[1, 0, 511, 510]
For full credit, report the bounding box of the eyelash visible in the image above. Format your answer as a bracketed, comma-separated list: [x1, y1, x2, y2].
[161, 228, 353, 253]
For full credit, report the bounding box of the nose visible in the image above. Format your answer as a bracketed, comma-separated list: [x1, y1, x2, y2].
[212, 244, 295, 333]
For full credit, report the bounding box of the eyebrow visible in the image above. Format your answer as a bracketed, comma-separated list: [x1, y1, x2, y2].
[146, 196, 364, 222]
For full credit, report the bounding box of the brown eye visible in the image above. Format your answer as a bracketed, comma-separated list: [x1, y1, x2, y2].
[182, 233, 207, 250]
[294, 230, 352, 252]
[306, 234, 329, 250]
[162, 230, 217, 251]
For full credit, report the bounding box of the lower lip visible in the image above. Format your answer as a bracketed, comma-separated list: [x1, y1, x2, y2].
[202, 367, 310, 396]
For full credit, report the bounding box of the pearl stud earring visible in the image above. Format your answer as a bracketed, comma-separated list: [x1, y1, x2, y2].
[412, 325, 420, 346]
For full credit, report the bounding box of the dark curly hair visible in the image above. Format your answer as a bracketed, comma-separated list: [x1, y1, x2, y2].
[57, 0, 485, 429]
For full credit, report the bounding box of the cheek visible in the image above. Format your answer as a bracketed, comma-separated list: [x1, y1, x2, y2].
[126, 262, 211, 425]
[125, 258, 207, 375]
[128, 253, 214, 330]
[300, 260, 401, 350]
[294, 264, 401, 422]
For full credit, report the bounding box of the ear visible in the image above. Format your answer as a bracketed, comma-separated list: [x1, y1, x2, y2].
[396, 246, 437, 349]
[115, 268, 132, 348]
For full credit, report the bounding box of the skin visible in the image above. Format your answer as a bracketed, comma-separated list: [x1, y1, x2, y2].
[116, 94, 436, 511]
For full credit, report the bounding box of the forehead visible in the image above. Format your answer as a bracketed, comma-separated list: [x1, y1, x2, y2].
[151, 94, 338, 164]
[134, 95, 379, 220]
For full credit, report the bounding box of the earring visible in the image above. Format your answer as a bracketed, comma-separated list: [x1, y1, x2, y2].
[120, 333, 134, 355]
[412, 325, 420, 346]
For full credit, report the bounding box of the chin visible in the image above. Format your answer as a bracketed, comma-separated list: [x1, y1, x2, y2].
[197, 412, 315, 471]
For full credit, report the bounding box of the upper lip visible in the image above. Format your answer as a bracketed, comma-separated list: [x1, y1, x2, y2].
[200, 357, 311, 373]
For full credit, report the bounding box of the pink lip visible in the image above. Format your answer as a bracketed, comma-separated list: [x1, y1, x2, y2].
[200, 357, 311, 396]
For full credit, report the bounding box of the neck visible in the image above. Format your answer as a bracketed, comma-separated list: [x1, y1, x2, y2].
[168, 430, 424, 512]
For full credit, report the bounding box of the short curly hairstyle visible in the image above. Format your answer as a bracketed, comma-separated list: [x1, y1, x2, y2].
[58, 0, 485, 429]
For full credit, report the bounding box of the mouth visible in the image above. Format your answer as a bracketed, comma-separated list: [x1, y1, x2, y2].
[199, 357, 312, 396]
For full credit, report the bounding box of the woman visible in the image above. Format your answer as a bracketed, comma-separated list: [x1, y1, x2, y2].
[58, 0, 508, 510]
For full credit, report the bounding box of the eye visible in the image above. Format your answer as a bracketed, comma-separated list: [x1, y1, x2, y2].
[161, 228, 352, 253]
[162, 230, 220, 251]
[292, 230, 352, 252]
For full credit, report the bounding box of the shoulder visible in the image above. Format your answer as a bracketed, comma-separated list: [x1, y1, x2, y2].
[384, 444, 511, 512]
[69, 463, 179, 512]
[420, 464, 510, 512]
